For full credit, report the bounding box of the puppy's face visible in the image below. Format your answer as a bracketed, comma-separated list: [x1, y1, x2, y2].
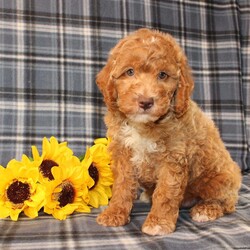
[97, 29, 194, 123]
[111, 40, 179, 123]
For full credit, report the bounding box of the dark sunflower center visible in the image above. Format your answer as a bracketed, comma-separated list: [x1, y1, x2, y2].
[7, 180, 31, 204]
[39, 159, 58, 180]
[88, 164, 99, 190]
[58, 181, 75, 208]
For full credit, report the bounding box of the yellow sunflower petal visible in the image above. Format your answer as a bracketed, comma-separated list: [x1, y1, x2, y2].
[21, 154, 33, 166]
[50, 136, 58, 149]
[43, 205, 53, 215]
[94, 137, 109, 145]
[51, 203, 79, 220]
[9, 208, 22, 221]
[0, 205, 10, 219]
[51, 166, 62, 180]
[0, 168, 12, 192]
[31, 146, 40, 161]
[76, 202, 91, 213]
[42, 137, 51, 156]
[88, 191, 99, 208]
[0, 165, 5, 174]
[88, 186, 109, 208]
[24, 207, 39, 219]
[104, 186, 112, 199]
[81, 148, 93, 168]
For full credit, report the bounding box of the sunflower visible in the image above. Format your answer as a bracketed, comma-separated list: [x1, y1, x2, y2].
[31, 136, 74, 182]
[43, 156, 94, 220]
[0, 155, 45, 221]
[81, 138, 113, 208]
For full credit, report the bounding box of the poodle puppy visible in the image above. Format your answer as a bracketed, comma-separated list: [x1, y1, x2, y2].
[96, 28, 242, 236]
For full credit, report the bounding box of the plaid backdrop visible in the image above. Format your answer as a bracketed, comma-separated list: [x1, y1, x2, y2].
[0, 0, 249, 170]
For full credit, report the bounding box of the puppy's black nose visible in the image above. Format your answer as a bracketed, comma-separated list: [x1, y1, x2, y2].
[138, 97, 154, 110]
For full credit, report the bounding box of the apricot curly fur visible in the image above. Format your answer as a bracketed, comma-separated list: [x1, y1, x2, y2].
[96, 28, 242, 236]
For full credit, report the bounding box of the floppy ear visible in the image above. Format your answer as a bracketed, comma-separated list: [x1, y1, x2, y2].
[96, 38, 130, 111]
[96, 59, 117, 111]
[174, 54, 194, 117]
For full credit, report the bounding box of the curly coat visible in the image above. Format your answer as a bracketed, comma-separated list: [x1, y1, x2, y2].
[95, 28, 242, 236]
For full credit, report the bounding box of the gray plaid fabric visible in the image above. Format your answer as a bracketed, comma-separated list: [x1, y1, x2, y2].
[0, 173, 250, 249]
[0, 1, 250, 249]
[0, 0, 249, 170]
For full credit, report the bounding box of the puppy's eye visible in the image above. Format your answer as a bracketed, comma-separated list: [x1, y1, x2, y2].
[126, 68, 134, 76]
[158, 71, 168, 80]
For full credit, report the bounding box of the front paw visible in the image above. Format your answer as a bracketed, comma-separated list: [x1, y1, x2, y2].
[142, 214, 176, 236]
[97, 207, 130, 227]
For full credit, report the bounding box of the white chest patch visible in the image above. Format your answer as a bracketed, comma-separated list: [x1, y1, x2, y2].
[120, 122, 158, 165]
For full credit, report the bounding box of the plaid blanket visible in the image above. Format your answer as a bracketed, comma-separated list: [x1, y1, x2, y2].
[0, 1, 250, 249]
[0, 0, 249, 171]
[0, 173, 249, 249]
